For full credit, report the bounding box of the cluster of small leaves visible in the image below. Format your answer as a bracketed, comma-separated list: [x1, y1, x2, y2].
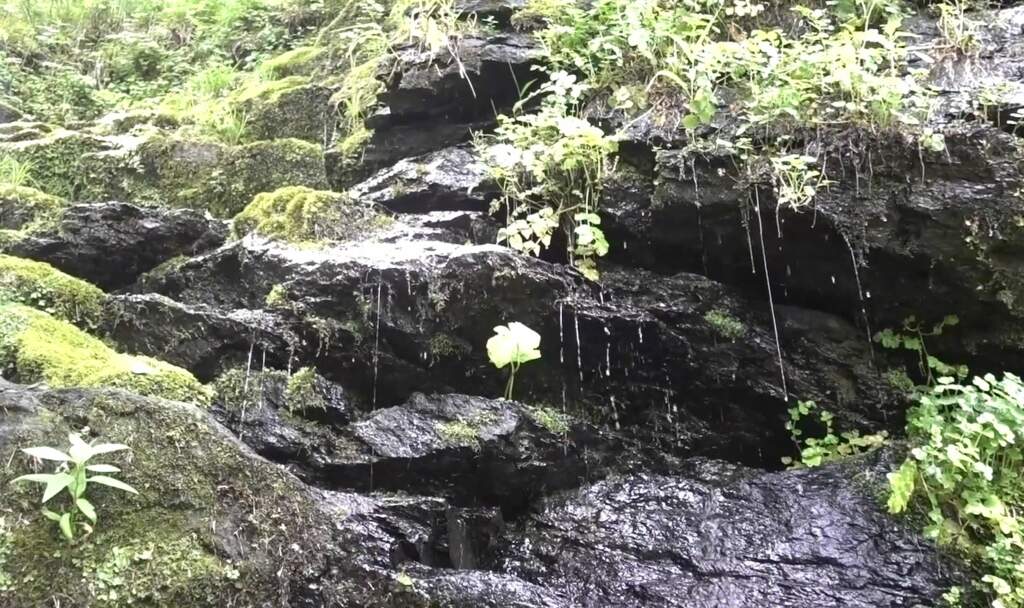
[483, 71, 618, 280]
[782, 400, 887, 468]
[874, 314, 968, 387]
[486, 0, 949, 276]
[10, 433, 138, 541]
[887, 373, 1024, 608]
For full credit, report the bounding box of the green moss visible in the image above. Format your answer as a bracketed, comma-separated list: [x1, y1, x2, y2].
[436, 411, 498, 450]
[1, 388, 330, 607]
[0, 255, 106, 328]
[285, 366, 326, 412]
[233, 185, 383, 242]
[0, 183, 66, 230]
[0, 130, 110, 199]
[233, 76, 310, 105]
[0, 303, 210, 404]
[885, 368, 916, 393]
[428, 333, 469, 357]
[211, 367, 288, 411]
[233, 82, 331, 143]
[0, 516, 12, 593]
[704, 309, 746, 340]
[527, 406, 570, 434]
[264, 284, 290, 309]
[78, 136, 328, 218]
[260, 46, 326, 78]
[437, 420, 482, 448]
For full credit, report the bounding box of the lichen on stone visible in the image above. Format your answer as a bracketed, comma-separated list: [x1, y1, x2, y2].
[0, 303, 210, 404]
[232, 185, 385, 243]
[0, 254, 106, 328]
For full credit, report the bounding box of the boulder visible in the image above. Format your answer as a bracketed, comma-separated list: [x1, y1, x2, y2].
[4, 202, 227, 290]
[496, 455, 960, 608]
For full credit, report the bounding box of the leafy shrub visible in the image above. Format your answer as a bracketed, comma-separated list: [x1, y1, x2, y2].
[781, 400, 887, 468]
[888, 373, 1024, 608]
[482, 72, 617, 280]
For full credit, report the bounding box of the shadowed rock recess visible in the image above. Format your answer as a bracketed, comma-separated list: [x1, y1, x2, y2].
[2, 1, 1022, 607]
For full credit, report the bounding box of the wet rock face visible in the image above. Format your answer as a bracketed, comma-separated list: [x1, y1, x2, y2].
[605, 125, 1024, 374]
[327, 32, 541, 188]
[498, 456, 958, 608]
[4, 202, 227, 289]
[121, 232, 904, 467]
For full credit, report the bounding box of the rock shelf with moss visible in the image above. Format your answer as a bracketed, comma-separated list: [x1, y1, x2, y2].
[0, 255, 106, 328]
[0, 303, 209, 404]
[0, 385, 345, 607]
[232, 185, 387, 242]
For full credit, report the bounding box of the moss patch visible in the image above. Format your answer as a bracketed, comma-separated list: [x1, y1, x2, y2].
[0, 387, 335, 607]
[0, 183, 66, 230]
[285, 366, 326, 412]
[0, 130, 111, 199]
[78, 136, 328, 218]
[233, 81, 331, 143]
[527, 406, 570, 435]
[0, 255, 106, 328]
[0, 303, 210, 404]
[260, 46, 326, 79]
[704, 309, 746, 340]
[233, 185, 385, 242]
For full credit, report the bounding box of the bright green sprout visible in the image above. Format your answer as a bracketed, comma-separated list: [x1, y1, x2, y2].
[486, 322, 542, 400]
[11, 433, 138, 541]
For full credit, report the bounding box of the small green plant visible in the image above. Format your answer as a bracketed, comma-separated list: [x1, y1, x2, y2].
[888, 373, 1024, 608]
[704, 309, 746, 340]
[0, 155, 35, 188]
[781, 400, 887, 467]
[486, 322, 542, 400]
[874, 315, 967, 386]
[11, 433, 138, 541]
[482, 72, 618, 281]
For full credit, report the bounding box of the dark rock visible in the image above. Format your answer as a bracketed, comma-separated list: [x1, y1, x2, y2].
[497, 455, 960, 608]
[378, 33, 540, 127]
[5, 201, 227, 289]
[351, 145, 499, 213]
[0, 98, 24, 124]
[605, 125, 1024, 374]
[321, 393, 634, 512]
[102, 293, 300, 381]
[129, 236, 903, 467]
[453, 0, 527, 24]
[326, 33, 540, 188]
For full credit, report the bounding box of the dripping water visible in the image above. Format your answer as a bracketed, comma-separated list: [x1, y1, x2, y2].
[842, 232, 874, 356]
[753, 189, 789, 400]
[371, 279, 383, 409]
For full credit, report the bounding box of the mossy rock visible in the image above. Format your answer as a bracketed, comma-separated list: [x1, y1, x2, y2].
[78, 136, 329, 218]
[232, 80, 332, 144]
[0, 385, 341, 607]
[0, 255, 105, 328]
[0, 183, 66, 230]
[259, 46, 327, 79]
[0, 130, 111, 199]
[232, 185, 388, 242]
[0, 303, 210, 404]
